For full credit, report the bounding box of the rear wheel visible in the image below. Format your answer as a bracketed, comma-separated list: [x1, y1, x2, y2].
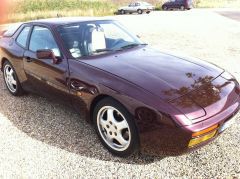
[93, 98, 139, 157]
[137, 9, 143, 14]
[162, 6, 168, 11]
[3, 61, 24, 96]
[180, 5, 185, 10]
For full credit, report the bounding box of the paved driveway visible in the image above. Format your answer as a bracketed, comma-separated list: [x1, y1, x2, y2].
[0, 9, 240, 178]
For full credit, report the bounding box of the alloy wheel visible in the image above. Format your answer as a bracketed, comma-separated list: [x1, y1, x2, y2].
[97, 106, 131, 152]
[4, 64, 17, 93]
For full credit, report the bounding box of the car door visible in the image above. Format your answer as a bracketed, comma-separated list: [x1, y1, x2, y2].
[167, 0, 173, 8]
[23, 25, 71, 102]
[176, 0, 184, 8]
[127, 3, 135, 12]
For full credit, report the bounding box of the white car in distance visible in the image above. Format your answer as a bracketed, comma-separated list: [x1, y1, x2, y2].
[118, 1, 155, 15]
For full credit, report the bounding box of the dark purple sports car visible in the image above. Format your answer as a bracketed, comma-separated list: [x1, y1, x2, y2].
[0, 18, 239, 157]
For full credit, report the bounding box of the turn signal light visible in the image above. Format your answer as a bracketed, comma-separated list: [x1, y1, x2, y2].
[192, 124, 218, 137]
[188, 130, 217, 147]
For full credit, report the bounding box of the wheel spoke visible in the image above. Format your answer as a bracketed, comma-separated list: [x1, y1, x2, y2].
[100, 117, 108, 129]
[10, 69, 14, 75]
[8, 82, 14, 90]
[106, 133, 113, 142]
[107, 109, 115, 122]
[6, 68, 11, 76]
[11, 78, 17, 86]
[115, 135, 128, 146]
[116, 120, 128, 131]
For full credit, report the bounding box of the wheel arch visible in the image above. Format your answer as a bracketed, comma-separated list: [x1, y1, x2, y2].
[1, 57, 9, 71]
[89, 94, 133, 123]
[89, 94, 112, 123]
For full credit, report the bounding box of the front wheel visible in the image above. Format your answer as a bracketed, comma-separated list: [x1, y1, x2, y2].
[119, 9, 125, 15]
[162, 6, 168, 11]
[93, 98, 139, 157]
[137, 9, 143, 14]
[3, 61, 24, 96]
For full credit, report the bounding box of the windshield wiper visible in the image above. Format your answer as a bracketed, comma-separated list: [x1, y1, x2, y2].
[120, 43, 148, 50]
[93, 48, 115, 53]
[92, 43, 148, 54]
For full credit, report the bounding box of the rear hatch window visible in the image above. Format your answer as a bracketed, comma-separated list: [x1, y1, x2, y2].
[2, 23, 22, 37]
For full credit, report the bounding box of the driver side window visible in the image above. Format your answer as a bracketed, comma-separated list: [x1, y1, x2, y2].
[29, 26, 60, 57]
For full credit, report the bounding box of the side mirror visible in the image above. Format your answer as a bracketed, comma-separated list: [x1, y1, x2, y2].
[36, 49, 59, 64]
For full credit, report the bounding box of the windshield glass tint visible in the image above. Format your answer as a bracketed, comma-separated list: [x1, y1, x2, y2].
[57, 20, 143, 58]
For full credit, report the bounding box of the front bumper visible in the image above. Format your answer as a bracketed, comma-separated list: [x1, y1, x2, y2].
[139, 97, 240, 156]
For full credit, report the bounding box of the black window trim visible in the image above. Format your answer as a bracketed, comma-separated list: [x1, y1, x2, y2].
[27, 24, 62, 57]
[15, 25, 32, 49]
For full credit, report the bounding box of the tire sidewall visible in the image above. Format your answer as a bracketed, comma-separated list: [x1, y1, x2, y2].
[93, 97, 139, 157]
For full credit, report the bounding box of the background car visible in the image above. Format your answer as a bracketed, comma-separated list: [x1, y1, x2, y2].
[118, 1, 155, 14]
[162, 0, 194, 10]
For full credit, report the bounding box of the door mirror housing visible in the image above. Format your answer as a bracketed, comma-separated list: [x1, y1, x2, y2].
[36, 49, 59, 64]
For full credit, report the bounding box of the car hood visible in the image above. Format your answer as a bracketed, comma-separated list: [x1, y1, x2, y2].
[82, 47, 224, 102]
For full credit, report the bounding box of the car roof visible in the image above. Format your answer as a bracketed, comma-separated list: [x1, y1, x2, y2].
[26, 17, 113, 26]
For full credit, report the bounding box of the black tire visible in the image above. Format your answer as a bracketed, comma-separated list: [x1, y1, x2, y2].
[119, 9, 125, 15]
[146, 11, 151, 14]
[93, 97, 139, 157]
[162, 6, 168, 11]
[180, 5, 185, 10]
[137, 9, 143, 14]
[3, 61, 25, 96]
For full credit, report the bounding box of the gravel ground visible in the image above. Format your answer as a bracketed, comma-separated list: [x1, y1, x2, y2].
[0, 9, 240, 178]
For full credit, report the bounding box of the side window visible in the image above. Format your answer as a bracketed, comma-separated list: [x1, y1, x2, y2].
[29, 26, 60, 57]
[16, 26, 31, 48]
[129, 3, 134, 7]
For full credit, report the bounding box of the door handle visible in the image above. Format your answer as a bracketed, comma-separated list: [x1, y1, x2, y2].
[24, 56, 33, 62]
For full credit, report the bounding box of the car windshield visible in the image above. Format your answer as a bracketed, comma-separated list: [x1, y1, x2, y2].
[57, 20, 144, 58]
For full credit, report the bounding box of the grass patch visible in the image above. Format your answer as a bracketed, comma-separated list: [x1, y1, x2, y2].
[6, 0, 117, 23]
[2, 0, 240, 23]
